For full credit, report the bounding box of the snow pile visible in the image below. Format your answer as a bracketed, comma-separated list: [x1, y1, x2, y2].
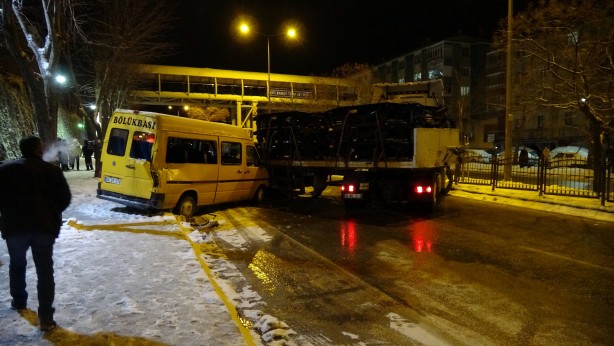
[255, 314, 297, 345]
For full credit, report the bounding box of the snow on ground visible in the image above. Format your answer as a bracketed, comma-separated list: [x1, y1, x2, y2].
[1, 166, 612, 346]
[449, 182, 614, 223]
[0, 169, 278, 346]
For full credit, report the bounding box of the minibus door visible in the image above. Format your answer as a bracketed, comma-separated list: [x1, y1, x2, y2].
[242, 144, 266, 199]
[125, 131, 156, 200]
[217, 141, 243, 203]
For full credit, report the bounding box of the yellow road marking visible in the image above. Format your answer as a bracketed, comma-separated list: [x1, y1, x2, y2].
[66, 216, 258, 346]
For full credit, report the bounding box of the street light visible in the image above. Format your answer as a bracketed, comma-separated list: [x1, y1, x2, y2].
[237, 20, 299, 103]
[77, 122, 85, 133]
[504, 0, 514, 180]
[55, 74, 67, 85]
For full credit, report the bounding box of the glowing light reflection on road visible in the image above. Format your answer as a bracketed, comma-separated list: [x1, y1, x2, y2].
[408, 220, 434, 253]
[340, 219, 358, 256]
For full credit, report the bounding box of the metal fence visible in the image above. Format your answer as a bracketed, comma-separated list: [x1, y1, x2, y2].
[457, 154, 614, 205]
[607, 160, 614, 203]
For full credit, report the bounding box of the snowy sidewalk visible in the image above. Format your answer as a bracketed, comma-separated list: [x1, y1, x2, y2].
[0, 170, 262, 346]
[449, 183, 614, 223]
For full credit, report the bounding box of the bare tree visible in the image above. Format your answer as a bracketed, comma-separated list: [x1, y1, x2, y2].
[1, 0, 68, 145]
[186, 106, 230, 122]
[330, 62, 372, 105]
[70, 0, 176, 133]
[501, 0, 614, 162]
[450, 69, 472, 145]
[1, 0, 175, 151]
[61, 0, 176, 176]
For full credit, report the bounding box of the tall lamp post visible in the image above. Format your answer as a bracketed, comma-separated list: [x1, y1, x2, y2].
[504, 0, 514, 180]
[238, 22, 298, 103]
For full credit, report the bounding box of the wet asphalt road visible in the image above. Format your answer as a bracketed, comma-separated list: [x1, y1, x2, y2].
[213, 194, 614, 345]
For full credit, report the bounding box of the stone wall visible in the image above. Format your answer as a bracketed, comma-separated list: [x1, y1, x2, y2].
[0, 73, 76, 160]
[0, 73, 36, 160]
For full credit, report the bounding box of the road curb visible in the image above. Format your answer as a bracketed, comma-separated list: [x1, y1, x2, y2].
[449, 188, 614, 223]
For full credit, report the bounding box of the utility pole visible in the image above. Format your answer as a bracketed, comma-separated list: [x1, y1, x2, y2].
[504, 0, 514, 180]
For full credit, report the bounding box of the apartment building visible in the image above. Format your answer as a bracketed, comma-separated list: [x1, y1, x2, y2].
[372, 35, 587, 152]
[484, 49, 586, 151]
[372, 35, 490, 148]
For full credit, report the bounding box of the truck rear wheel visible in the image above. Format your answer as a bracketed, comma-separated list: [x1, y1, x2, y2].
[252, 186, 266, 204]
[424, 175, 439, 212]
[441, 165, 454, 195]
[311, 173, 328, 197]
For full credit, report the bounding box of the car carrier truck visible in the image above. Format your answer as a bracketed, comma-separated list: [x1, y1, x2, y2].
[255, 81, 459, 210]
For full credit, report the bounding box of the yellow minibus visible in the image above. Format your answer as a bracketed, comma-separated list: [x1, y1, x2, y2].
[97, 109, 269, 217]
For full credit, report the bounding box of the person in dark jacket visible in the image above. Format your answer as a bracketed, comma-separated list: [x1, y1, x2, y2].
[57, 138, 70, 171]
[82, 139, 94, 171]
[68, 138, 81, 170]
[0, 136, 72, 332]
[519, 148, 530, 168]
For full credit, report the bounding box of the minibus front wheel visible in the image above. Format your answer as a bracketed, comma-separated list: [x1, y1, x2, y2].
[174, 194, 196, 218]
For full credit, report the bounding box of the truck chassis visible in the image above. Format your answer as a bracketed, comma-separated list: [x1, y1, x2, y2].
[256, 102, 459, 210]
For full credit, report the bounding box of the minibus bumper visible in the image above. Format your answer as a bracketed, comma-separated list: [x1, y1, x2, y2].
[97, 186, 165, 210]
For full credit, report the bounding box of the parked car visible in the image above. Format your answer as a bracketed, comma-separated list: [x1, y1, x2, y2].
[464, 149, 493, 163]
[550, 146, 588, 159]
[549, 146, 589, 167]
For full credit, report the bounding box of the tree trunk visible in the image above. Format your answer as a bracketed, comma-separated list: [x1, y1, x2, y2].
[579, 102, 607, 197]
[1, 0, 60, 146]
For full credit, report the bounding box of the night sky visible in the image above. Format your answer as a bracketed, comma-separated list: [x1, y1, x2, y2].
[166, 0, 531, 76]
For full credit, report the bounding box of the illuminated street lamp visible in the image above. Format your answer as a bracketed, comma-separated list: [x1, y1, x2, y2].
[55, 74, 67, 84]
[238, 21, 299, 102]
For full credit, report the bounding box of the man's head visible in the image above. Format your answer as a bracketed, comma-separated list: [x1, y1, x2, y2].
[19, 136, 44, 159]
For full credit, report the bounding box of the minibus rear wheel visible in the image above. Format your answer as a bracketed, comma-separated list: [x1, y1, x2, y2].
[174, 195, 196, 218]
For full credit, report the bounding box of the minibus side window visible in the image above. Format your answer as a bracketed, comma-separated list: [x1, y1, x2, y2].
[107, 128, 129, 156]
[246, 145, 262, 167]
[221, 142, 241, 165]
[130, 131, 155, 161]
[203, 141, 217, 164]
[166, 137, 217, 164]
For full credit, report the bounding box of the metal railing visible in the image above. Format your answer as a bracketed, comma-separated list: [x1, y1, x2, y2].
[607, 159, 614, 203]
[456, 154, 612, 205]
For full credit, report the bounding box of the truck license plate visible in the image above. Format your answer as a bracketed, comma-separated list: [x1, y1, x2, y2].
[344, 193, 362, 199]
[104, 176, 121, 185]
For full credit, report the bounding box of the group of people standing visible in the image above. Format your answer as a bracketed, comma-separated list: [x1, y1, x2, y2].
[57, 138, 94, 171]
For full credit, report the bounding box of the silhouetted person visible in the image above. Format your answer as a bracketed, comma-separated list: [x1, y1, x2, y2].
[57, 138, 69, 171]
[69, 138, 81, 170]
[0, 136, 72, 332]
[542, 147, 551, 168]
[519, 148, 529, 168]
[82, 139, 94, 170]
